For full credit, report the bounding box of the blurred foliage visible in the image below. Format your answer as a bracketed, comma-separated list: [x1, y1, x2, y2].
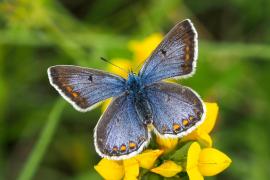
[0, 0, 270, 179]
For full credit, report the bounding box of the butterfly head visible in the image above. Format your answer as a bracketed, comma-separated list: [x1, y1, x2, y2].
[126, 73, 143, 95]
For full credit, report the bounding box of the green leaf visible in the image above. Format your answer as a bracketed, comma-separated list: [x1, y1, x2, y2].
[170, 142, 194, 162]
[141, 172, 163, 180]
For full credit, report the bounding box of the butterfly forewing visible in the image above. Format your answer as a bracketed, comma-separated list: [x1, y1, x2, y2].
[145, 82, 205, 137]
[139, 19, 198, 85]
[48, 65, 126, 112]
[94, 94, 149, 160]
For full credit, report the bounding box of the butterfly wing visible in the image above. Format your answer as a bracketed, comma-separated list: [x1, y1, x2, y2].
[139, 19, 198, 85]
[48, 65, 126, 112]
[145, 82, 205, 137]
[94, 93, 149, 160]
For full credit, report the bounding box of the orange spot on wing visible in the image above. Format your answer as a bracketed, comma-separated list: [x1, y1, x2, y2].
[120, 144, 127, 152]
[173, 123, 181, 132]
[185, 54, 190, 61]
[129, 141, 137, 149]
[72, 92, 78, 98]
[189, 116, 194, 121]
[66, 86, 72, 92]
[182, 119, 189, 126]
[186, 46, 190, 52]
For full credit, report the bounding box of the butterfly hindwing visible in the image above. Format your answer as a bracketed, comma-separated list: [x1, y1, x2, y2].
[48, 65, 126, 112]
[139, 19, 198, 85]
[94, 94, 149, 160]
[145, 82, 205, 137]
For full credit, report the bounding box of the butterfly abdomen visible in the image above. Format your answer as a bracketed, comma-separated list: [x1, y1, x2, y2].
[134, 93, 153, 125]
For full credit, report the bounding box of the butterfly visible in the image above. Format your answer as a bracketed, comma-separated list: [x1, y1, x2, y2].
[47, 19, 206, 160]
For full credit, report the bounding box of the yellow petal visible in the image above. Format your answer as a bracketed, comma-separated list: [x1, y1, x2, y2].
[180, 129, 212, 147]
[198, 148, 232, 176]
[107, 58, 131, 78]
[123, 158, 139, 180]
[196, 130, 212, 147]
[187, 167, 204, 180]
[128, 33, 163, 62]
[151, 160, 182, 177]
[156, 136, 178, 153]
[180, 130, 198, 142]
[94, 158, 124, 180]
[165, 79, 177, 83]
[101, 98, 112, 113]
[200, 102, 219, 133]
[186, 142, 201, 171]
[186, 142, 203, 180]
[134, 149, 163, 169]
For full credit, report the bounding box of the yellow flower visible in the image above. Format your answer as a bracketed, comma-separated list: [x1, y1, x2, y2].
[123, 158, 139, 180]
[134, 149, 163, 169]
[94, 159, 124, 180]
[151, 160, 182, 177]
[198, 148, 232, 176]
[156, 136, 178, 154]
[128, 33, 163, 62]
[186, 142, 232, 180]
[95, 149, 163, 179]
[181, 102, 219, 147]
[101, 98, 112, 112]
[199, 102, 219, 134]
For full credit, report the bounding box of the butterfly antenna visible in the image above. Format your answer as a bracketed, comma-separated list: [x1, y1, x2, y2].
[135, 59, 146, 71]
[100, 57, 128, 74]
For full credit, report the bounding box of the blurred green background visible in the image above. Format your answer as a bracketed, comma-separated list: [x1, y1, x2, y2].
[1, 0, 270, 179]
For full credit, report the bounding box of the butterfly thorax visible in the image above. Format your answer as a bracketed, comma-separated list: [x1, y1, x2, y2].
[126, 73, 153, 125]
[126, 73, 143, 94]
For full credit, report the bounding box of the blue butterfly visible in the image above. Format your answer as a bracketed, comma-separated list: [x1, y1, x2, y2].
[47, 19, 206, 160]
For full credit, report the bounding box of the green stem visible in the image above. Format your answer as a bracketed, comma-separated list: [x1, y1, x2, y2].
[0, 46, 7, 180]
[18, 99, 65, 180]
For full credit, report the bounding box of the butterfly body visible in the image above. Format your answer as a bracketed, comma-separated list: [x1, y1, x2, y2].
[125, 73, 153, 124]
[48, 19, 206, 160]
[126, 73, 143, 94]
